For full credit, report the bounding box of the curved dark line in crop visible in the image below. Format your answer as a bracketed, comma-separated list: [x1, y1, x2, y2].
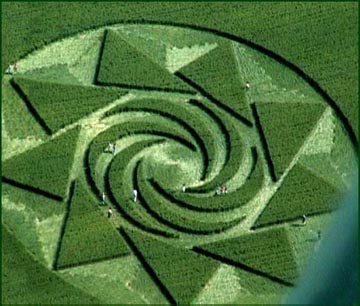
[151, 146, 259, 213]
[53, 181, 75, 270]
[85, 129, 196, 195]
[140, 131, 196, 152]
[2, 177, 63, 202]
[103, 153, 178, 239]
[188, 98, 231, 159]
[103, 107, 209, 180]
[83, 145, 103, 204]
[83, 136, 178, 238]
[84, 129, 197, 209]
[176, 73, 253, 127]
[187, 98, 245, 193]
[105, 107, 205, 151]
[251, 103, 277, 182]
[150, 178, 240, 213]
[12, 19, 358, 152]
[135, 161, 245, 235]
[150, 179, 214, 213]
[10, 78, 52, 135]
[249, 146, 258, 175]
[133, 161, 207, 234]
[133, 20, 356, 152]
[119, 228, 177, 305]
[192, 246, 294, 287]
[85, 129, 196, 197]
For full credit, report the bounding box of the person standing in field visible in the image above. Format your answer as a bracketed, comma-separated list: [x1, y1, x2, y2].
[216, 186, 221, 195]
[133, 189, 138, 202]
[222, 185, 228, 194]
[245, 81, 250, 89]
[107, 207, 113, 218]
[302, 214, 307, 225]
[218, 185, 227, 194]
[182, 184, 186, 193]
[102, 192, 106, 205]
[6, 64, 15, 74]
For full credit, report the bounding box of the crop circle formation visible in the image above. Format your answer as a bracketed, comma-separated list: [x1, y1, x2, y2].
[2, 23, 357, 304]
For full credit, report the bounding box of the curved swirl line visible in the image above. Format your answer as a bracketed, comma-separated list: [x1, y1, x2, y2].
[103, 98, 224, 180]
[178, 99, 246, 193]
[153, 147, 264, 212]
[83, 94, 257, 236]
[105, 138, 180, 238]
[135, 161, 245, 235]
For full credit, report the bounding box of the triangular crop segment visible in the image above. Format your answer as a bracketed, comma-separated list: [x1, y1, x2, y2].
[2, 127, 80, 200]
[96, 30, 194, 93]
[56, 180, 130, 269]
[13, 76, 127, 134]
[255, 102, 325, 180]
[252, 163, 342, 229]
[197, 227, 298, 284]
[122, 229, 220, 305]
[179, 41, 252, 123]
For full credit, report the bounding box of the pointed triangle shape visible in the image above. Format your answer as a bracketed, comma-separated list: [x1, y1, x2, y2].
[3, 77, 47, 139]
[56, 181, 130, 269]
[115, 28, 168, 68]
[179, 41, 252, 122]
[198, 227, 298, 284]
[2, 127, 80, 199]
[123, 229, 220, 304]
[299, 153, 345, 189]
[255, 102, 325, 179]
[253, 164, 341, 229]
[166, 43, 218, 73]
[17, 64, 82, 85]
[301, 107, 335, 155]
[96, 30, 194, 93]
[14, 76, 127, 134]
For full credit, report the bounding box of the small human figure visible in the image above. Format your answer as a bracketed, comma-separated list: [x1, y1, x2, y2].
[107, 207, 113, 218]
[245, 81, 250, 89]
[182, 184, 186, 193]
[6, 64, 15, 75]
[112, 142, 117, 155]
[101, 192, 106, 205]
[317, 230, 322, 240]
[302, 214, 307, 225]
[216, 186, 221, 195]
[218, 185, 227, 194]
[133, 189, 138, 202]
[222, 185, 228, 194]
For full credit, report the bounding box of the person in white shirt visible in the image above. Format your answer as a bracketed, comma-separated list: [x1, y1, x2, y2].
[102, 192, 106, 205]
[107, 207, 113, 218]
[133, 189, 138, 202]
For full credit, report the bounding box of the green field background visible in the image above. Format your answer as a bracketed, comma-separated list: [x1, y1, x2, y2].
[2, 1, 358, 141]
[1, 2, 358, 304]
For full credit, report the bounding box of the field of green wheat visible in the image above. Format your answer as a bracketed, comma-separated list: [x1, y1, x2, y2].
[2, 2, 358, 305]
